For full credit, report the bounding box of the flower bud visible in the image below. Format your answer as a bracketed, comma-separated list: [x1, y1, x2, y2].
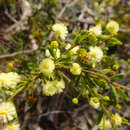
[89, 97, 100, 109]
[70, 63, 82, 75]
[50, 41, 59, 48]
[112, 64, 120, 70]
[106, 20, 119, 34]
[45, 49, 51, 57]
[89, 25, 102, 35]
[72, 98, 79, 104]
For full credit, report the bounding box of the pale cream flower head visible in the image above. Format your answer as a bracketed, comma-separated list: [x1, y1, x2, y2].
[89, 25, 102, 35]
[0, 72, 21, 88]
[42, 80, 65, 96]
[70, 63, 82, 75]
[39, 58, 55, 74]
[106, 20, 119, 34]
[88, 46, 103, 62]
[89, 97, 100, 109]
[0, 102, 17, 123]
[112, 113, 122, 126]
[52, 23, 68, 40]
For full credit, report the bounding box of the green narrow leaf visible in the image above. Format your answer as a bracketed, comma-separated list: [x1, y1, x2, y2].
[118, 90, 129, 102]
[111, 85, 118, 105]
[110, 73, 124, 81]
[107, 37, 122, 46]
[0, 89, 7, 101]
[100, 69, 112, 74]
[96, 112, 103, 125]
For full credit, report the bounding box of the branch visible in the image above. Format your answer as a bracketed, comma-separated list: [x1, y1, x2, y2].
[0, 37, 38, 59]
[3, 0, 32, 39]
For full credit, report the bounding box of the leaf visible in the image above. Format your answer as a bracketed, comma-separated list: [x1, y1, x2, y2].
[111, 85, 118, 104]
[96, 112, 103, 125]
[122, 118, 130, 125]
[119, 90, 129, 102]
[0, 89, 6, 101]
[100, 69, 112, 74]
[110, 73, 124, 81]
[107, 37, 122, 46]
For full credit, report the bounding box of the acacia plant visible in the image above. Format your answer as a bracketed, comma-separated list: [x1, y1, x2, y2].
[0, 1, 130, 130]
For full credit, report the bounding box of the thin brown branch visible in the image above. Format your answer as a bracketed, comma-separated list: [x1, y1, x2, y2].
[3, 0, 32, 39]
[0, 49, 35, 59]
[0, 38, 38, 59]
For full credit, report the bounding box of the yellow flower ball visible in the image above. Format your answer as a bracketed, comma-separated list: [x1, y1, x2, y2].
[89, 25, 102, 35]
[7, 63, 14, 69]
[112, 113, 122, 126]
[106, 20, 119, 34]
[52, 23, 68, 40]
[53, 80, 65, 93]
[0, 102, 17, 123]
[89, 97, 100, 109]
[0, 72, 21, 88]
[50, 41, 59, 48]
[42, 80, 65, 96]
[39, 58, 55, 74]
[88, 46, 103, 62]
[72, 98, 79, 104]
[70, 63, 82, 75]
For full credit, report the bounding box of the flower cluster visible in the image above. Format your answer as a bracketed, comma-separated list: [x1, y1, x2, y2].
[0, 72, 21, 88]
[0, 102, 17, 123]
[88, 46, 103, 62]
[70, 63, 82, 75]
[39, 58, 55, 74]
[89, 20, 119, 35]
[89, 97, 100, 109]
[52, 23, 68, 40]
[106, 20, 119, 34]
[89, 24, 102, 35]
[42, 80, 65, 96]
[112, 113, 122, 126]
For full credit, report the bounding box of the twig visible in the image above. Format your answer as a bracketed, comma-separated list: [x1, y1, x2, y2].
[0, 37, 38, 59]
[3, 0, 32, 38]
[83, 69, 110, 82]
[0, 49, 36, 59]
[38, 110, 70, 120]
[61, 72, 71, 83]
[4, 10, 18, 23]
